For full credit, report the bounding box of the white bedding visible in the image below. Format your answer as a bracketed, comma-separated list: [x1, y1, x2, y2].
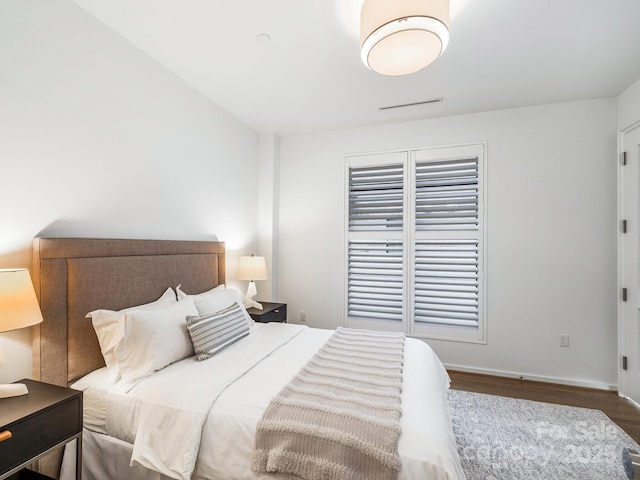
[69, 323, 465, 480]
[70, 366, 112, 435]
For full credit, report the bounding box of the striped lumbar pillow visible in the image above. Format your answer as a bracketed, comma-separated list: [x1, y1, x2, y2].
[186, 301, 250, 361]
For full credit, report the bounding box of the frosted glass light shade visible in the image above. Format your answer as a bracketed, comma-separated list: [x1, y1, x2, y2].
[361, 0, 449, 76]
[236, 256, 268, 281]
[0, 269, 43, 333]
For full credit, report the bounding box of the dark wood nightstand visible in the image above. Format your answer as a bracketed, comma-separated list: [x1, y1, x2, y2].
[247, 302, 287, 323]
[0, 379, 82, 480]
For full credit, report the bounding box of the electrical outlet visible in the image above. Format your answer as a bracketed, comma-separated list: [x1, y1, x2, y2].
[560, 334, 570, 347]
[300, 310, 307, 322]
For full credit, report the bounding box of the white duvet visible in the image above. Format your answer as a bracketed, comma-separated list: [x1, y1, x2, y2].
[72, 323, 465, 480]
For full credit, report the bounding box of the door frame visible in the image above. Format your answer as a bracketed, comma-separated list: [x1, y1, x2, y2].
[618, 119, 640, 402]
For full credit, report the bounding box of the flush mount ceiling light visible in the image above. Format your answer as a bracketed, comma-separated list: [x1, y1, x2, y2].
[360, 0, 450, 76]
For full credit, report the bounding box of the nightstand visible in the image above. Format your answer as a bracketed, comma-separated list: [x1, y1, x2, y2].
[247, 302, 287, 323]
[0, 379, 82, 480]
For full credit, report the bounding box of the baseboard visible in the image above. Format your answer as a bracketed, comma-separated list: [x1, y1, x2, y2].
[445, 363, 618, 392]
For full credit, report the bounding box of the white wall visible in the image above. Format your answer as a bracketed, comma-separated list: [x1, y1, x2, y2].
[618, 77, 640, 130]
[279, 99, 618, 389]
[0, 0, 259, 384]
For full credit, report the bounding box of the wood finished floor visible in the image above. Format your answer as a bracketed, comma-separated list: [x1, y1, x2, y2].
[448, 370, 640, 444]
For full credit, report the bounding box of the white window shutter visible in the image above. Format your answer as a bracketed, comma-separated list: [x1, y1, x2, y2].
[414, 241, 479, 327]
[347, 241, 403, 321]
[413, 154, 480, 328]
[345, 144, 485, 342]
[349, 164, 404, 231]
[415, 158, 479, 231]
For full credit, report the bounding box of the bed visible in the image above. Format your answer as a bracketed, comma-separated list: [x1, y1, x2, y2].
[31, 237, 465, 480]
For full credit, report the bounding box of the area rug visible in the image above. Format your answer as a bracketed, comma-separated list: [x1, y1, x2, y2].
[448, 389, 640, 480]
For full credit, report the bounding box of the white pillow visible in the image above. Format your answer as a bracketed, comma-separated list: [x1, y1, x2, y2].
[87, 287, 177, 382]
[176, 283, 225, 303]
[176, 284, 254, 326]
[113, 298, 199, 392]
[186, 301, 251, 361]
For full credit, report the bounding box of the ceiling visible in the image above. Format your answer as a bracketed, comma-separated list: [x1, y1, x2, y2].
[72, 0, 640, 136]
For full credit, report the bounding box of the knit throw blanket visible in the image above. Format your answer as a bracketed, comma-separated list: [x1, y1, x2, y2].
[252, 327, 405, 480]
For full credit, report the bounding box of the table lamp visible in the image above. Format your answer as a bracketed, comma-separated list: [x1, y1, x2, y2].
[237, 255, 268, 310]
[0, 269, 44, 398]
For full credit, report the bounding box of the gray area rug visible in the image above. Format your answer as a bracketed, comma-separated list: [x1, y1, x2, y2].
[449, 389, 640, 480]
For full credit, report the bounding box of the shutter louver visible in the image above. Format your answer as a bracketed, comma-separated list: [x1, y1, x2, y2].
[349, 165, 403, 231]
[348, 241, 403, 321]
[415, 158, 478, 230]
[414, 241, 479, 327]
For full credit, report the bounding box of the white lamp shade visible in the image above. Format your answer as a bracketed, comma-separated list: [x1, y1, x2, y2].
[236, 256, 268, 281]
[361, 0, 449, 76]
[0, 269, 43, 333]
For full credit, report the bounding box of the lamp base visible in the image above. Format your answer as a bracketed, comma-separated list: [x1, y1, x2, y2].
[243, 281, 263, 310]
[0, 383, 28, 398]
[245, 299, 263, 310]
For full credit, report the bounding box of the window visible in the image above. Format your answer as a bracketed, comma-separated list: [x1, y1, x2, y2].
[345, 144, 486, 343]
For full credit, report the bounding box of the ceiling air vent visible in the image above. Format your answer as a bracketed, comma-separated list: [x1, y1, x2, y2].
[379, 97, 443, 111]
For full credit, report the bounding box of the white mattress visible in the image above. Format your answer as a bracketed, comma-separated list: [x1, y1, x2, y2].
[69, 323, 465, 480]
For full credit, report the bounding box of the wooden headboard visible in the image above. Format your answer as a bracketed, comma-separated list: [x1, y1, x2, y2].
[31, 237, 226, 387]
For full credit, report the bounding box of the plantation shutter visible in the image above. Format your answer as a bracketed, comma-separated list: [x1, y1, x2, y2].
[347, 159, 405, 323]
[345, 144, 485, 342]
[415, 158, 479, 231]
[414, 241, 479, 326]
[347, 241, 403, 321]
[414, 154, 481, 328]
[349, 164, 404, 231]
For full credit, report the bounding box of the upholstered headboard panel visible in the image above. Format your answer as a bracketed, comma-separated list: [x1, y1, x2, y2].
[32, 237, 226, 387]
